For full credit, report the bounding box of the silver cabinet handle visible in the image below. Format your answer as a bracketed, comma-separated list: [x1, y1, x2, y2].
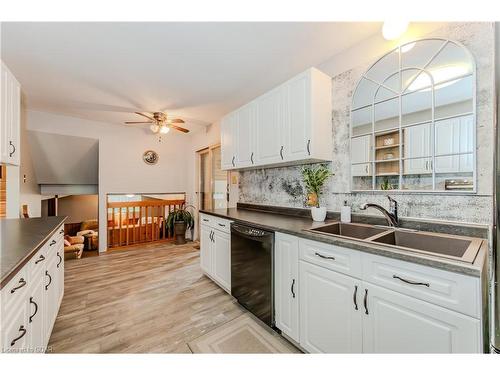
[393, 275, 430, 287]
[306, 139, 311, 155]
[57, 252, 62, 268]
[365, 164, 368, 174]
[9, 141, 16, 157]
[314, 252, 335, 260]
[353, 285, 358, 310]
[280, 145, 284, 160]
[291, 279, 296, 299]
[59, 229, 64, 234]
[49, 239, 57, 246]
[218, 223, 225, 227]
[363, 289, 369, 315]
[202, 218, 209, 222]
[251, 152, 254, 164]
[232, 156, 235, 167]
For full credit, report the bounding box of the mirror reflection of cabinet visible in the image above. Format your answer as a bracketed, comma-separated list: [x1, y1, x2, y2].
[350, 38, 476, 192]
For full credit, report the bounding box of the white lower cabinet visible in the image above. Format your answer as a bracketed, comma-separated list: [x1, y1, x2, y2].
[362, 282, 481, 353]
[28, 275, 45, 351]
[273, 232, 483, 353]
[1, 224, 65, 353]
[299, 260, 362, 353]
[274, 233, 300, 343]
[199, 215, 232, 292]
[212, 230, 231, 291]
[200, 224, 213, 274]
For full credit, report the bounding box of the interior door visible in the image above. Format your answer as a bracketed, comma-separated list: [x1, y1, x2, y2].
[256, 87, 284, 165]
[213, 230, 231, 291]
[275, 233, 300, 342]
[362, 282, 481, 353]
[299, 261, 362, 353]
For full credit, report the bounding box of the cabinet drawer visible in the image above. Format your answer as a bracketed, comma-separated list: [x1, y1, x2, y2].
[1, 267, 29, 313]
[213, 217, 232, 234]
[299, 238, 362, 279]
[362, 253, 481, 318]
[200, 213, 216, 227]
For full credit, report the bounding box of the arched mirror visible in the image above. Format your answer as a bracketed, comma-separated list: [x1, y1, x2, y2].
[350, 38, 476, 192]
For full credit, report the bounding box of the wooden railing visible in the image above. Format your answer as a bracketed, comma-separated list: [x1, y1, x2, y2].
[107, 199, 185, 248]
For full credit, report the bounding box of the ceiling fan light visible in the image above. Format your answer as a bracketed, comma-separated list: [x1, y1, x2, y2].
[160, 125, 170, 134]
[150, 124, 160, 133]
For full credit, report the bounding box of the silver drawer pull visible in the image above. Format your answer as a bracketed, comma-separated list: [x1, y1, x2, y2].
[393, 275, 430, 287]
[315, 252, 335, 261]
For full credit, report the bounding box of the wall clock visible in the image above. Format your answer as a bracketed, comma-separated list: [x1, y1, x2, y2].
[143, 150, 159, 165]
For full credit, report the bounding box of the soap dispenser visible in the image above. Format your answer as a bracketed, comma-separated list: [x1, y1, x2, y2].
[341, 200, 351, 223]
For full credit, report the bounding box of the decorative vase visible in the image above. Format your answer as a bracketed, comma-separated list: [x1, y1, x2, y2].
[173, 221, 187, 245]
[311, 206, 327, 222]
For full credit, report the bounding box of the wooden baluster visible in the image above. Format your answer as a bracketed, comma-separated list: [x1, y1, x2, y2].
[132, 205, 136, 244]
[126, 206, 130, 246]
[119, 207, 123, 247]
[162, 204, 166, 240]
[150, 205, 154, 242]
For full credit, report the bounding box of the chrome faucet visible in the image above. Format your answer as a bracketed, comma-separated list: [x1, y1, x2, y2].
[359, 196, 399, 227]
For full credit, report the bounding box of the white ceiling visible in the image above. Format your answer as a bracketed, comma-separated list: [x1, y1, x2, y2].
[1, 22, 381, 129]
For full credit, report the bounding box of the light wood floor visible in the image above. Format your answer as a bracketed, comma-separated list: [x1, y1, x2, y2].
[48, 242, 246, 353]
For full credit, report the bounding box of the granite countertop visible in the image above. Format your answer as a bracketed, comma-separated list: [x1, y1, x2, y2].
[0, 216, 67, 288]
[200, 207, 487, 277]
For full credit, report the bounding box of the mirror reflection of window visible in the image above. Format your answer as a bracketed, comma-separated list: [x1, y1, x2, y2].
[350, 38, 475, 192]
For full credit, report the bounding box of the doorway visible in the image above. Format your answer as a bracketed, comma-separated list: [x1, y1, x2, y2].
[196, 144, 228, 236]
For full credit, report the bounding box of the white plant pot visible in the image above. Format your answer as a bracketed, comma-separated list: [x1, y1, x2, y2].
[311, 206, 327, 222]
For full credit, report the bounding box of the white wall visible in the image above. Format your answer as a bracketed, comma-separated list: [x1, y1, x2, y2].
[27, 110, 192, 252]
[57, 194, 98, 224]
[19, 102, 41, 217]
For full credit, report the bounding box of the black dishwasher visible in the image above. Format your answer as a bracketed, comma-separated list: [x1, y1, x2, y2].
[231, 223, 274, 327]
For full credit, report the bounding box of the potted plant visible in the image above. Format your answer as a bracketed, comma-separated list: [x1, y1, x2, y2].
[166, 205, 195, 245]
[301, 164, 333, 222]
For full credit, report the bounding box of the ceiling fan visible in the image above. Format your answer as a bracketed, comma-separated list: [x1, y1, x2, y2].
[124, 112, 189, 134]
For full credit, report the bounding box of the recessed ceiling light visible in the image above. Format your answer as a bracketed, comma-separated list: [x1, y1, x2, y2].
[382, 21, 409, 40]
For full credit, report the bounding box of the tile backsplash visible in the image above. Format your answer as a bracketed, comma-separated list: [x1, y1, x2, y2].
[239, 22, 495, 226]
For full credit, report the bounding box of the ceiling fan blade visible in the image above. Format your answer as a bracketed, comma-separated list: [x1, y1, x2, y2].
[170, 118, 185, 124]
[134, 112, 155, 121]
[169, 124, 190, 133]
[124, 121, 153, 124]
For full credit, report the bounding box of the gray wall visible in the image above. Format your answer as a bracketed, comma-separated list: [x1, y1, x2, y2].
[57, 194, 98, 224]
[239, 22, 495, 225]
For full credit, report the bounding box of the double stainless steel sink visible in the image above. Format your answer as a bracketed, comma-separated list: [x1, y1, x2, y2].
[307, 222, 482, 263]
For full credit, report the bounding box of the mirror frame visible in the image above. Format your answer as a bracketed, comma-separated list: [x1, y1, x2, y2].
[350, 38, 477, 193]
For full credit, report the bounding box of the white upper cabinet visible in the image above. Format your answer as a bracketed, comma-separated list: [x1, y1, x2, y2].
[351, 135, 372, 177]
[220, 112, 237, 170]
[256, 86, 284, 165]
[1, 61, 21, 166]
[404, 123, 432, 175]
[221, 68, 332, 170]
[236, 101, 257, 168]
